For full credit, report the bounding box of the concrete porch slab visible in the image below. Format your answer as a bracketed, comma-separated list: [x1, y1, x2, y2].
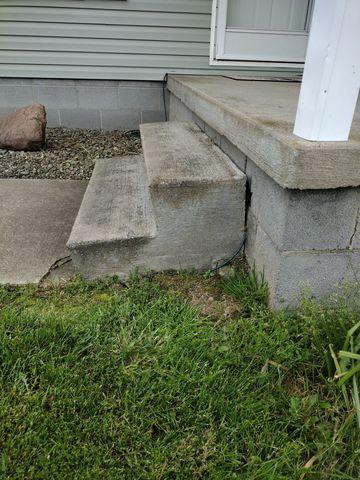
[168, 75, 360, 190]
[0, 179, 87, 284]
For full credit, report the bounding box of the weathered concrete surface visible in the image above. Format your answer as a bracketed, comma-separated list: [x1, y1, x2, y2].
[246, 212, 360, 309]
[243, 159, 360, 308]
[68, 155, 157, 248]
[0, 179, 87, 284]
[168, 75, 360, 190]
[246, 160, 360, 252]
[140, 122, 243, 187]
[169, 93, 247, 173]
[0, 78, 165, 131]
[141, 121, 246, 270]
[69, 125, 246, 280]
[68, 155, 158, 279]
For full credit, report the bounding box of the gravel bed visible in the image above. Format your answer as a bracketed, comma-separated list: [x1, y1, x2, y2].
[0, 128, 142, 180]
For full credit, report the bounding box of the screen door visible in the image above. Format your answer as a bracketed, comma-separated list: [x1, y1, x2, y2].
[214, 0, 314, 63]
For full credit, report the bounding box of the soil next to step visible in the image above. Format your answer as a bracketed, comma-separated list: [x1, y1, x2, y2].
[0, 128, 142, 180]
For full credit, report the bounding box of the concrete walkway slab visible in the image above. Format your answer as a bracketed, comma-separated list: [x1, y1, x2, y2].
[0, 179, 87, 284]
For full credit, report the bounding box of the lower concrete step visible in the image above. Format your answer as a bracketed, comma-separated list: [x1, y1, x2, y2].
[67, 155, 157, 279]
[140, 121, 246, 271]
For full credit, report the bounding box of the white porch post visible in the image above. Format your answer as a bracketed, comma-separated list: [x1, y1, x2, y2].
[294, 0, 360, 142]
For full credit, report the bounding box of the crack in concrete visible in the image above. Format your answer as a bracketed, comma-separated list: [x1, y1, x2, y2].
[349, 208, 360, 248]
[39, 255, 72, 284]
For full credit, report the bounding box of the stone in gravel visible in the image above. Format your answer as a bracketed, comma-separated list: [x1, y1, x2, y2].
[0, 104, 46, 151]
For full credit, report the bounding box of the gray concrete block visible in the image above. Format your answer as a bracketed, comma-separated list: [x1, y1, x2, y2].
[0, 79, 164, 130]
[140, 88, 162, 110]
[247, 159, 360, 252]
[118, 87, 144, 108]
[59, 109, 101, 129]
[246, 213, 360, 308]
[101, 109, 140, 130]
[77, 86, 118, 109]
[45, 109, 61, 127]
[350, 209, 360, 249]
[0, 78, 33, 86]
[141, 109, 165, 123]
[117, 86, 162, 110]
[32, 79, 76, 87]
[34, 85, 78, 108]
[76, 79, 119, 87]
[0, 107, 15, 119]
[0, 85, 34, 107]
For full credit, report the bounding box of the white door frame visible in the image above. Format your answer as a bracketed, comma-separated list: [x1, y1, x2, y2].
[210, 0, 312, 68]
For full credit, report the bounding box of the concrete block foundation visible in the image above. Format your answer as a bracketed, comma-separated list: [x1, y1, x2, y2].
[245, 164, 360, 307]
[168, 78, 360, 308]
[0, 78, 164, 130]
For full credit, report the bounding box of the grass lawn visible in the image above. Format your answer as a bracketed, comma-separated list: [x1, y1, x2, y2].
[0, 268, 359, 479]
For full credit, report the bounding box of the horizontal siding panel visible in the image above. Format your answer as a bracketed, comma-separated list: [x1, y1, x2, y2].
[1, 0, 212, 14]
[0, 51, 214, 69]
[0, 0, 300, 80]
[0, 64, 292, 81]
[0, 23, 211, 43]
[0, 37, 208, 56]
[0, 7, 210, 28]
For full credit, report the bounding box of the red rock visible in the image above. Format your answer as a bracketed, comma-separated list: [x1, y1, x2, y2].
[0, 104, 46, 151]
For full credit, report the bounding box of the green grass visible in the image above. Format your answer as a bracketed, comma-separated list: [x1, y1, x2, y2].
[0, 271, 359, 479]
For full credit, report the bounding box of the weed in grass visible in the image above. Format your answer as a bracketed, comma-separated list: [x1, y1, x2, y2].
[221, 263, 269, 313]
[330, 321, 360, 428]
[0, 275, 359, 479]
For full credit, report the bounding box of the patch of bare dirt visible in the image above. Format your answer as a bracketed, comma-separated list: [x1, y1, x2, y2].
[156, 272, 243, 321]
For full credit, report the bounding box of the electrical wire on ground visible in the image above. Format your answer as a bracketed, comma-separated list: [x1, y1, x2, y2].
[210, 234, 246, 272]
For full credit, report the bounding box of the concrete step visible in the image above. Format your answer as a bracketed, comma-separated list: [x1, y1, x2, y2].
[140, 121, 246, 270]
[68, 123, 246, 280]
[141, 121, 243, 188]
[67, 155, 157, 279]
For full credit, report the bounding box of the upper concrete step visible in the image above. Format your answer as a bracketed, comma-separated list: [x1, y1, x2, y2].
[140, 121, 243, 187]
[67, 155, 156, 249]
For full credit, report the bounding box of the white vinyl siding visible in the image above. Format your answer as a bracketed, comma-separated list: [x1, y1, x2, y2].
[0, 0, 302, 80]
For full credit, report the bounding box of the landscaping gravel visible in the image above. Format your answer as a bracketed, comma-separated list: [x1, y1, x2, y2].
[0, 128, 142, 180]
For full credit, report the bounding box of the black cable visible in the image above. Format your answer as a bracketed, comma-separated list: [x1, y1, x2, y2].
[210, 234, 246, 273]
[162, 73, 168, 121]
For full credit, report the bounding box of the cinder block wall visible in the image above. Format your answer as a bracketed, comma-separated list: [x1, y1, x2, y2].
[0, 78, 165, 130]
[169, 92, 360, 308]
